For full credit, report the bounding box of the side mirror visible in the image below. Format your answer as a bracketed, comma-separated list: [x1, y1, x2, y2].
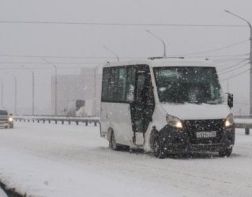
[227, 93, 233, 109]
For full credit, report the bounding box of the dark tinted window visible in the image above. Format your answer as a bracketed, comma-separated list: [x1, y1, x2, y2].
[101, 67, 110, 100]
[101, 66, 138, 102]
[116, 68, 127, 101]
[0, 110, 8, 115]
[125, 66, 136, 102]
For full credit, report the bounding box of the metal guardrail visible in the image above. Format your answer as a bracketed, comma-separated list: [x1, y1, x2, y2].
[14, 115, 100, 127]
[234, 116, 252, 135]
[235, 123, 250, 135]
[13, 115, 252, 135]
[235, 115, 252, 119]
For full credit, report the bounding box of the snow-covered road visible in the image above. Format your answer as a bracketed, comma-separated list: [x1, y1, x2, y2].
[0, 122, 252, 197]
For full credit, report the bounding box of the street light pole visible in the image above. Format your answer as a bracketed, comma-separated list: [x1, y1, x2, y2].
[14, 76, 17, 114]
[103, 45, 120, 61]
[146, 30, 167, 57]
[0, 79, 3, 107]
[41, 58, 58, 116]
[225, 9, 252, 115]
[32, 71, 35, 115]
[53, 65, 58, 116]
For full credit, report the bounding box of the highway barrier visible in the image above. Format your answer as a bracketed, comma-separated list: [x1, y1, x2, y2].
[14, 115, 99, 127]
[14, 115, 251, 135]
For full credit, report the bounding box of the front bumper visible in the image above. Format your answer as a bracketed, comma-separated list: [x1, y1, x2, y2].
[0, 121, 13, 128]
[159, 124, 235, 154]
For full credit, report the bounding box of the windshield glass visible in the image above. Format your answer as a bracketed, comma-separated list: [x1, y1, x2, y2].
[0, 110, 8, 115]
[154, 66, 223, 104]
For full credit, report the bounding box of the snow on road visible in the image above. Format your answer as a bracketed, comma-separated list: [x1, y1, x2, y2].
[0, 122, 252, 197]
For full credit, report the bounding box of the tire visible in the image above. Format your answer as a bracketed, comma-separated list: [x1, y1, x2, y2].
[109, 131, 118, 150]
[153, 136, 166, 159]
[219, 147, 232, 157]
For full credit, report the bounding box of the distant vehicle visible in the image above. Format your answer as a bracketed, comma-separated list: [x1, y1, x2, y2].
[100, 58, 235, 158]
[0, 109, 14, 128]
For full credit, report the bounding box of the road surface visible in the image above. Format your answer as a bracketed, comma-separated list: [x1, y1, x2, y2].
[0, 122, 251, 197]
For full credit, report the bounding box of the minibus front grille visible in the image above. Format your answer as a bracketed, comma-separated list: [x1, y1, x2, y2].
[184, 119, 224, 144]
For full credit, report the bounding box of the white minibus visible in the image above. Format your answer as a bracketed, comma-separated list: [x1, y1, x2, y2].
[100, 58, 235, 158]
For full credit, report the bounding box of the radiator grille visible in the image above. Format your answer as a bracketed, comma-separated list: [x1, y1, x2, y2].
[184, 119, 224, 144]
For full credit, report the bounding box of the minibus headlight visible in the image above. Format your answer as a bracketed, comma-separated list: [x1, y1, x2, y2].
[224, 113, 234, 127]
[166, 114, 183, 129]
[8, 117, 14, 122]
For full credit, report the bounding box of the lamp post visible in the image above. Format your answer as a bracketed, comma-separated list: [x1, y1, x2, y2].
[53, 65, 58, 116]
[103, 45, 119, 61]
[19, 65, 35, 115]
[0, 79, 3, 107]
[146, 30, 167, 57]
[14, 76, 17, 114]
[225, 9, 252, 115]
[41, 58, 58, 115]
[32, 71, 35, 115]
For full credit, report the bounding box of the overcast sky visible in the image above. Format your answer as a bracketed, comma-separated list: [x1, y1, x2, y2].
[0, 0, 252, 114]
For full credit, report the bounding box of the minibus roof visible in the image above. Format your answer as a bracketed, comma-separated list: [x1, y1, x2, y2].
[104, 58, 215, 68]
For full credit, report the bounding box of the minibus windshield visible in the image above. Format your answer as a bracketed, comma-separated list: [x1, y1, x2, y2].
[154, 66, 223, 104]
[0, 110, 8, 115]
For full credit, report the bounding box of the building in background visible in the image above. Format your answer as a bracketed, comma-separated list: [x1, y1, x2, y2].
[51, 67, 99, 117]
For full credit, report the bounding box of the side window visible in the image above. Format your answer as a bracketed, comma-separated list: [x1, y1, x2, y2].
[102, 67, 128, 102]
[116, 68, 127, 101]
[126, 66, 136, 102]
[102, 66, 142, 103]
[101, 68, 110, 101]
[102, 67, 118, 101]
[109, 68, 118, 101]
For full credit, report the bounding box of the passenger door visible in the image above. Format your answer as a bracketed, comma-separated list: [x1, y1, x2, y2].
[130, 65, 154, 145]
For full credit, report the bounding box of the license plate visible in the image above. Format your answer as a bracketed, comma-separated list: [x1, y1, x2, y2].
[196, 131, 216, 138]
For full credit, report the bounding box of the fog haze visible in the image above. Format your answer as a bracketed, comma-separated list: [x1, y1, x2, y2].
[0, 0, 251, 114]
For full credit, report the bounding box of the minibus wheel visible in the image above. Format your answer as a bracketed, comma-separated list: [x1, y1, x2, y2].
[153, 137, 166, 159]
[219, 147, 232, 157]
[109, 131, 118, 150]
